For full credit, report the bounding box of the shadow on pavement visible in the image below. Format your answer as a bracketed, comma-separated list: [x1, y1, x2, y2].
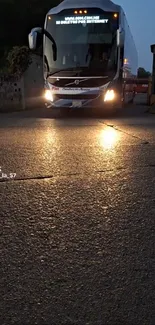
[0, 104, 149, 120]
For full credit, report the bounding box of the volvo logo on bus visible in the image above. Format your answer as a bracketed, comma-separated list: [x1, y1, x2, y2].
[75, 80, 80, 85]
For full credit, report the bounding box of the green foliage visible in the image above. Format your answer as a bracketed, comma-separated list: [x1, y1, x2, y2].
[138, 67, 151, 78]
[6, 46, 32, 76]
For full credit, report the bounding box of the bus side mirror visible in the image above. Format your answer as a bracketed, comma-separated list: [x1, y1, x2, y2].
[117, 29, 124, 47]
[28, 27, 43, 50]
[28, 27, 57, 61]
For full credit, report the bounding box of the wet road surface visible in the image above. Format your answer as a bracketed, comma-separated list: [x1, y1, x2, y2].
[0, 106, 155, 325]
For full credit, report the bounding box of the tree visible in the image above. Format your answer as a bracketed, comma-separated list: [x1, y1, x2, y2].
[138, 67, 151, 78]
[6, 46, 32, 76]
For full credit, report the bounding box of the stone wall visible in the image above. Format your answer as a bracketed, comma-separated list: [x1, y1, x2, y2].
[0, 75, 24, 111]
[23, 54, 44, 109]
[0, 54, 44, 112]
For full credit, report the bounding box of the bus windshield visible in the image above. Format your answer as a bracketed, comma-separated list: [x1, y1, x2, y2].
[44, 9, 119, 77]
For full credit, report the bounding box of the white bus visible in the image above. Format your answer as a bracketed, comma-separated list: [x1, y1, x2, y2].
[28, 0, 138, 112]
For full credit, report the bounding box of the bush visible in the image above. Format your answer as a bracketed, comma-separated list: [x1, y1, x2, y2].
[138, 67, 151, 79]
[6, 46, 32, 77]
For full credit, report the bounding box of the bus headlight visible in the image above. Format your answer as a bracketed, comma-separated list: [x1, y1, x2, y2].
[104, 89, 115, 102]
[44, 89, 53, 102]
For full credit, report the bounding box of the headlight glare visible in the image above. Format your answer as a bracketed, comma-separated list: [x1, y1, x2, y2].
[44, 89, 53, 102]
[104, 89, 115, 102]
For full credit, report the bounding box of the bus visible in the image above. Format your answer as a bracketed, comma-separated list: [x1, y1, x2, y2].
[28, 0, 138, 112]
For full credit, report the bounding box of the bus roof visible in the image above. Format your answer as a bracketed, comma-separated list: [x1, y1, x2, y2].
[48, 0, 121, 15]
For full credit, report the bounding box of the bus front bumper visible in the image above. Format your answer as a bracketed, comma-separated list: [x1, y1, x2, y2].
[44, 89, 122, 110]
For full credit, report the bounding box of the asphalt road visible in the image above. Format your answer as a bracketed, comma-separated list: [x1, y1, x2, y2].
[0, 105, 155, 325]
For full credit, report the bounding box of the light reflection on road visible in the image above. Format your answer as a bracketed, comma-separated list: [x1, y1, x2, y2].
[99, 127, 120, 150]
